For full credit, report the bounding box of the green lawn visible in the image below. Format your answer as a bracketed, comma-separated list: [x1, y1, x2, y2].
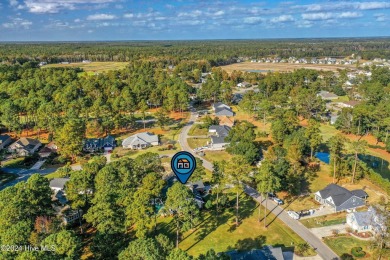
[319, 124, 341, 142]
[300, 211, 346, 228]
[188, 125, 208, 136]
[203, 150, 233, 163]
[323, 235, 373, 258]
[44, 171, 64, 180]
[1, 157, 25, 168]
[44, 61, 128, 72]
[187, 138, 209, 149]
[157, 195, 316, 257]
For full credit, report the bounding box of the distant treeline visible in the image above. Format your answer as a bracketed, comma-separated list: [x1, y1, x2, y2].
[1, 38, 390, 65]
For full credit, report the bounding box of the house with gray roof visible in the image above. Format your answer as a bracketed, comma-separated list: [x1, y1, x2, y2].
[49, 178, 70, 193]
[317, 91, 339, 100]
[8, 137, 42, 156]
[0, 134, 12, 150]
[83, 135, 115, 153]
[213, 102, 234, 117]
[315, 184, 367, 212]
[226, 246, 285, 260]
[347, 207, 387, 234]
[209, 125, 231, 150]
[122, 132, 159, 149]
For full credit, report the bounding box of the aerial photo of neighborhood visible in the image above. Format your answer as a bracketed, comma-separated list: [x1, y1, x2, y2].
[0, 0, 390, 259]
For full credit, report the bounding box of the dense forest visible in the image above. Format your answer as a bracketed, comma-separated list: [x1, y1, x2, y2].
[2, 38, 390, 65]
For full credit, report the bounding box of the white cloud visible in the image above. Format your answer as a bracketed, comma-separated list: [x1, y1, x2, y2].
[271, 15, 294, 23]
[178, 10, 202, 18]
[375, 13, 389, 21]
[302, 12, 333, 21]
[23, 0, 116, 14]
[214, 10, 224, 16]
[243, 17, 264, 24]
[2, 18, 32, 29]
[123, 13, 134, 19]
[9, 0, 18, 6]
[338, 12, 362, 18]
[87, 14, 116, 21]
[357, 2, 390, 10]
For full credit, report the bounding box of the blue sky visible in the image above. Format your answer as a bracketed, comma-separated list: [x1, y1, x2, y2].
[1, 0, 390, 41]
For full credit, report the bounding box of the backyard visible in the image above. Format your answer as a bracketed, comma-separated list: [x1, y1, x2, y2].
[157, 194, 316, 257]
[323, 235, 374, 259]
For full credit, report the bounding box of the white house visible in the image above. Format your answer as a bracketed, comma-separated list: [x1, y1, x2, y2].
[237, 82, 251, 88]
[347, 207, 387, 234]
[122, 132, 159, 149]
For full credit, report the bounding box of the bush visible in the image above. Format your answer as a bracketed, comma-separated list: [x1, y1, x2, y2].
[295, 243, 310, 256]
[205, 200, 213, 210]
[341, 253, 354, 260]
[351, 247, 366, 258]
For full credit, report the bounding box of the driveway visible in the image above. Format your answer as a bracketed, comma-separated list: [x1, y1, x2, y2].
[179, 107, 339, 260]
[310, 224, 348, 239]
[30, 159, 46, 170]
[0, 167, 58, 191]
[300, 205, 335, 219]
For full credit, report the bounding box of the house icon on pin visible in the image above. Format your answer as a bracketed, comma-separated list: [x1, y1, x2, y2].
[177, 158, 190, 169]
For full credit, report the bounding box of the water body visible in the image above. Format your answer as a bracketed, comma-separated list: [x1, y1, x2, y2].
[244, 69, 273, 73]
[315, 152, 330, 164]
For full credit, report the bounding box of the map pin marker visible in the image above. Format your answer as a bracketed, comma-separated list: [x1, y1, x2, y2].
[171, 151, 197, 184]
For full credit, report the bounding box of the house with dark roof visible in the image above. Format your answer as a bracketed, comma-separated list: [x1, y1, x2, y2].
[0, 134, 12, 150]
[208, 125, 231, 150]
[122, 132, 159, 149]
[213, 102, 234, 117]
[83, 135, 115, 153]
[38, 142, 58, 158]
[315, 184, 367, 212]
[8, 137, 42, 156]
[226, 246, 285, 260]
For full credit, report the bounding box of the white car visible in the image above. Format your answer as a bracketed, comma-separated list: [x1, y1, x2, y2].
[287, 210, 300, 220]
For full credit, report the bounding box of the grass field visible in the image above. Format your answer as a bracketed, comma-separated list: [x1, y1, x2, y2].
[188, 125, 208, 136]
[323, 235, 373, 259]
[43, 62, 128, 72]
[220, 62, 356, 74]
[157, 195, 316, 257]
[203, 150, 234, 163]
[300, 212, 347, 229]
[187, 138, 209, 149]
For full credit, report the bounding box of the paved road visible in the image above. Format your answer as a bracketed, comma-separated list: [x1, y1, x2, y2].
[0, 167, 58, 191]
[179, 106, 339, 260]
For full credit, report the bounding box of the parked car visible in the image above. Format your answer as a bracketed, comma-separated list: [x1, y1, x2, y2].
[287, 210, 300, 220]
[273, 197, 284, 205]
[267, 192, 276, 198]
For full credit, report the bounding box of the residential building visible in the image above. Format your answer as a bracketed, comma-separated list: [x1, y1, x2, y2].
[8, 137, 42, 156]
[49, 178, 70, 193]
[226, 246, 285, 260]
[338, 101, 361, 108]
[347, 207, 387, 234]
[208, 125, 231, 150]
[83, 135, 115, 153]
[212, 102, 234, 117]
[317, 91, 339, 100]
[315, 184, 367, 212]
[122, 132, 159, 149]
[0, 134, 12, 150]
[38, 142, 58, 158]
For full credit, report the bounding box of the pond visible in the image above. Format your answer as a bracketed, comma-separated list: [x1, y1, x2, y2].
[315, 152, 330, 164]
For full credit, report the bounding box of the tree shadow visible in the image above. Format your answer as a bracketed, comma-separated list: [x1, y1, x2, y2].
[234, 235, 267, 252]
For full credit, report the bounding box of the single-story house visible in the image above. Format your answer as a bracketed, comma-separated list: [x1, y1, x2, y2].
[0, 134, 12, 150]
[8, 137, 42, 156]
[347, 207, 386, 234]
[237, 81, 251, 88]
[209, 125, 231, 150]
[122, 132, 159, 149]
[315, 184, 367, 212]
[38, 142, 58, 158]
[213, 102, 234, 117]
[83, 135, 115, 153]
[317, 91, 339, 100]
[226, 246, 285, 260]
[50, 178, 70, 193]
[186, 180, 211, 197]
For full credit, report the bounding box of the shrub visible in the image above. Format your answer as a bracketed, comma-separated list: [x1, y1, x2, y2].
[341, 253, 354, 260]
[331, 229, 339, 236]
[346, 227, 353, 233]
[205, 200, 213, 210]
[351, 247, 366, 258]
[295, 243, 310, 256]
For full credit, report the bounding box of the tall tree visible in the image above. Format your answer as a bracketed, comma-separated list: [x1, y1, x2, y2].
[350, 140, 367, 184]
[223, 156, 251, 226]
[305, 119, 322, 159]
[164, 182, 199, 248]
[56, 118, 86, 162]
[256, 160, 281, 228]
[328, 134, 346, 183]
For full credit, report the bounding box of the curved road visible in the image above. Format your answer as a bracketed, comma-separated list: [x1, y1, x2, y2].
[179, 105, 338, 260]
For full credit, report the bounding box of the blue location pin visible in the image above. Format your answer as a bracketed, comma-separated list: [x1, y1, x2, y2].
[171, 151, 197, 184]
